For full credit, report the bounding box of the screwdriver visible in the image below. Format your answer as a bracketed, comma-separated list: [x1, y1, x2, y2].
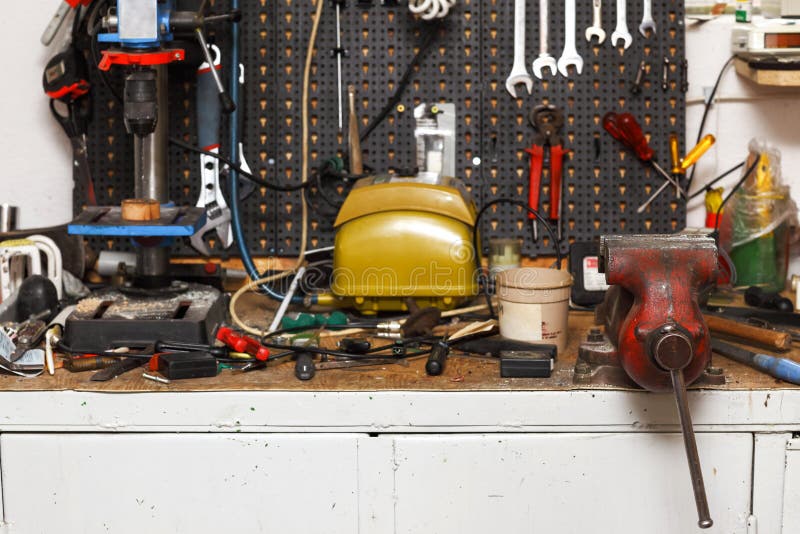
[712, 339, 800, 385]
[602, 113, 688, 198]
[638, 134, 716, 213]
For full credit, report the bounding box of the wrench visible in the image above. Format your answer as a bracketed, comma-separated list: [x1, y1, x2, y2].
[611, 0, 632, 49]
[639, 0, 656, 37]
[190, 44, 234, 256]
[532, 0, 557, 78]
[585, 0, 606, 44]
[557, 0, 583, 76]
[505, 0, 533, 97]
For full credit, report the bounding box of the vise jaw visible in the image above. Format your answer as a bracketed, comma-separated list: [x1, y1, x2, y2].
[591, 234, 719, 392]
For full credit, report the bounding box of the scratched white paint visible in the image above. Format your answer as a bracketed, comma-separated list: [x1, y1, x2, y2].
[388, 433, 752, 534]
[1, 433, 361, 534]
[0, 389, 796, 432]
[781, 440, 800, 532]
[752, 433, 791, 534]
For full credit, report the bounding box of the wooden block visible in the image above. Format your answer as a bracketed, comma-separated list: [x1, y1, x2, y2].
[121, 199, 160, 221]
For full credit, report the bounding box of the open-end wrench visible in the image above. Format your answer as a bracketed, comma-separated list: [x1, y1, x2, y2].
[585, 0, 606, 44]
[611, 0, 633, 49]
[557, 0, 583, 76]
[532, 0, 557, 78]
[639, 0, 656, 37]
[506, 0, 533, 97]
[190, 44, 234, 256]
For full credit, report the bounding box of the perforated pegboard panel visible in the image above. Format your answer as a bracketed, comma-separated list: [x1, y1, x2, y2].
[77, 0, 687, 258]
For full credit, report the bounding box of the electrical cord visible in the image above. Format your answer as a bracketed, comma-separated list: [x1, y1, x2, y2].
[259, 341, 433, 361]
[472, 199, 562, 317]
[227, 0, 323, 319]
[714, 158, 759, 232]
[408, 0, 457, 19]
[170, 137, 313, 191]
[686, 56, 734, 192]
[359, 22, 440, 143]
[687, 161, 745, 200]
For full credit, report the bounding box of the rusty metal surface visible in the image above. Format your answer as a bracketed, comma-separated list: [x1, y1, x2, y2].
[598, 234, 718, 392]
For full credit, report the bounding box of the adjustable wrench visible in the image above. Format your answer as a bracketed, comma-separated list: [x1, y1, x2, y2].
[611, 0, 633, 49]
[505, 0, 533, 97]
[532, 0, 557, 78]
[557, 0, 583, 76]
[191, 45, 234, 256]
[585, 0, 606, 44]
[639, 0, 656, 37]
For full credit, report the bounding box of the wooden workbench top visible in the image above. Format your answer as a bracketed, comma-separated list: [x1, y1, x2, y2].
[1, 310, 796, 393]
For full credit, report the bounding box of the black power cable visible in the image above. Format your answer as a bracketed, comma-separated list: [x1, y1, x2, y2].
[169, 137, 314, 191]
[714, 158, 759, 231]
[359, 22, 441, 143]
[472, 199, 563, 317]
[686, 56, 734, 192]
[687, 161, 745, 200]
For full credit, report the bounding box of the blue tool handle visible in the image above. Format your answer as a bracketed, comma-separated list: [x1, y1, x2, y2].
[197, 62, 221, 150]
[753, 353, 800, 386]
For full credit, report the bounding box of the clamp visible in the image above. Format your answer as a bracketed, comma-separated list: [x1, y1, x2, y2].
[524, 105, 566, 241]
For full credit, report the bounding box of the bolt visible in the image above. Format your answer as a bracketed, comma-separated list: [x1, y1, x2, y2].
[587, 328, 604, 342]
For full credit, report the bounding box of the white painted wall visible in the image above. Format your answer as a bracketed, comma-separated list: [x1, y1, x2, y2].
[1, 0, 73, 230]
[2, 4, 799, 239]
[685, 15, 800, 229]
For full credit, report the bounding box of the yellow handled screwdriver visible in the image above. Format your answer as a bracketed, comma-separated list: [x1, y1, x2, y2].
[637, 134, 715, 213]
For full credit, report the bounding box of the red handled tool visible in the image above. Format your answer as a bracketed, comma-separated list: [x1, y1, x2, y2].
[602, 112, 688, 204]
[216, 327, 271, 361]
[526, 105, 566, 241]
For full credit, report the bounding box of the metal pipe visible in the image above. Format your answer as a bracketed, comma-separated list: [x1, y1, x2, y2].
[670, 369, 713, 529]
[0, 204, 17, 233]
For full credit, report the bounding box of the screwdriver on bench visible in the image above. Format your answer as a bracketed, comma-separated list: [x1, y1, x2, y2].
[712, 339, 800, 385]
[602, 112, 688, 198]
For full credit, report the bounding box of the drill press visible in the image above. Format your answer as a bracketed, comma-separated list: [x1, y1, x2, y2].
[575, 234, 724, 529]
[63, 0, 238, 352]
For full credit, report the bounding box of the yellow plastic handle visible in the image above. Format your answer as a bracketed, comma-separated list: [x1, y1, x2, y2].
[670, 134, 681, 174]
[680, 134, 716, 172]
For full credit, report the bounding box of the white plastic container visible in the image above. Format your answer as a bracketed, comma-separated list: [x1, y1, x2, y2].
[496, 267, 573, 353]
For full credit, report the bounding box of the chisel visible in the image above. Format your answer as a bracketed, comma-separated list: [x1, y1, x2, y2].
[711, 339, 800, 385]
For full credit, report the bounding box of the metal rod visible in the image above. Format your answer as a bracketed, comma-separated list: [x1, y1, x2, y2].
[335, 2, 343, 130]
[195, 28, 226, 95]
[670, 369, 714, 529]
[637, 178, 669, 213]
[651, 160, 687, 197]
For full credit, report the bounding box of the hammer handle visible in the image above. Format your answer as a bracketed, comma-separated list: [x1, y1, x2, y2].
[704, 314, 792, 351]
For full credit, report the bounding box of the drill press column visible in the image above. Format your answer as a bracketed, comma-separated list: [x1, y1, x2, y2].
[127, 65, 170, 283]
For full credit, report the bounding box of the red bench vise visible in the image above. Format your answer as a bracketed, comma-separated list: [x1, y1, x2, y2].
[575, 234, 723, 529]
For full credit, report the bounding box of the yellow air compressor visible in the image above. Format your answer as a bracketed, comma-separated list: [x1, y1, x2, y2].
[321, 174, 480, 314]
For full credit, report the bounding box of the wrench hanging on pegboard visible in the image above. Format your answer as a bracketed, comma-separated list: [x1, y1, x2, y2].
[76, 0, 687, 259]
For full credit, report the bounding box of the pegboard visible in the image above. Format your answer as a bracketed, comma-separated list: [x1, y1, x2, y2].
[77, 0, 687, 258]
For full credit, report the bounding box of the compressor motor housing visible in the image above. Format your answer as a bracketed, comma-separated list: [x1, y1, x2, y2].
[329, 174, 479, 314]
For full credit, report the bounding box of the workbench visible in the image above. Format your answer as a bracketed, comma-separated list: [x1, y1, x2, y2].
[0, 311, 798, 533]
